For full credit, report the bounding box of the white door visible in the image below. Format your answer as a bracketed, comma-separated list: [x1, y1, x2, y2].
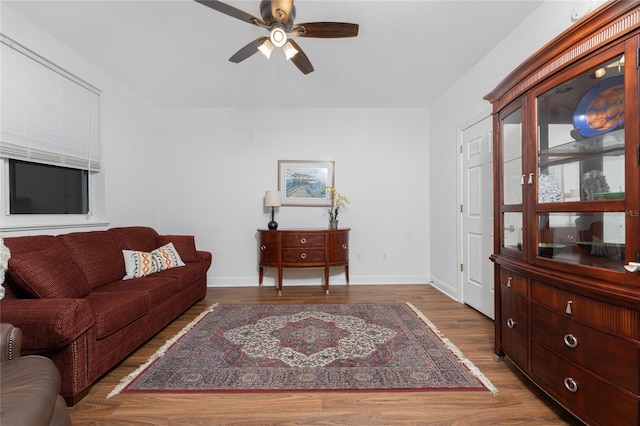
[460, 114, 494, 319]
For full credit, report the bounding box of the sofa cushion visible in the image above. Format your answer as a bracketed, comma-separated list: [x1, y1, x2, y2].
[58, 231, 126, 290]
[8, 244, 90, 299]
[157, 235, 199, 262]
[95, 276, 180, 306]
[156, 263, 203, 291]
[85, 291, 150, 339]
[110, 226, 159, 252]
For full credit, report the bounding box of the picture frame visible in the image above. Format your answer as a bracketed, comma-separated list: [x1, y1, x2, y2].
[278, 160, 335, 206]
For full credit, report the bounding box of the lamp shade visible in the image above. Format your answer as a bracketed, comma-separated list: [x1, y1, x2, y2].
[265, 190, 281, 207]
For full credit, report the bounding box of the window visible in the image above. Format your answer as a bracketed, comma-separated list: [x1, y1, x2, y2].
[9, 160, 88, 214]
[1, 34, 105, 230]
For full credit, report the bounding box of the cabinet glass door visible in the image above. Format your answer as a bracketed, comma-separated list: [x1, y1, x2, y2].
[500, 107, 524, 256]
[536, 51, 628, 273]
[503, 109, 523, 205]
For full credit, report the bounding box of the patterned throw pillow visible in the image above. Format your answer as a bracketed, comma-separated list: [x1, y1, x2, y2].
[122, 242, 186, 280]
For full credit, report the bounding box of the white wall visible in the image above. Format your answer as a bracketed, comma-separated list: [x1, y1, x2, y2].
[428, 0, 578, 300]
[154, 107, 430, 287]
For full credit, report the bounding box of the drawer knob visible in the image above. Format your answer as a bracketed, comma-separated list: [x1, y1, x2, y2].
[260, 245, 267, 251]
[507, 277, 512, 288]
[565, 300, 573, 315]
[506, 318, 516, 329]
[563, 334, 579, 348]
[342, 244, 347, 250]
[300, 238, 307, 244]
[563, 377, 579, 393]
[300, 253, 307, 259]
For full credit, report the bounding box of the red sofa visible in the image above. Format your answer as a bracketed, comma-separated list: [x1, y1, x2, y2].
[0, 226, 212, 405]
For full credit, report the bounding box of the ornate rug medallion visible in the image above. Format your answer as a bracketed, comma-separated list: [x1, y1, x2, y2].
[108, 303, 497, 397]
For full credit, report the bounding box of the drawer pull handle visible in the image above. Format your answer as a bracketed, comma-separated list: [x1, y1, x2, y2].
[563, 334, 578, 348]
[300, 238, 307, 244]
[507, 277, 512, 288]
[565, 300, 573, 315]
[300, 253, 307, 259]
[506, 318, 516, 329]
[260, 245, 267, 251]
[342, 244, 347, 250]
[564, 377, 578, 393]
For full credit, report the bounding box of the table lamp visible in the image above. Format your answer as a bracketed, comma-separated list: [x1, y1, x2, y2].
[265, 190, 281, 230]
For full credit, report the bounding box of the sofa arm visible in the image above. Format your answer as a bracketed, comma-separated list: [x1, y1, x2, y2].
[197, 250, 212, 272]
[0, 298, 95, 353]
[0, 323, 22, 362]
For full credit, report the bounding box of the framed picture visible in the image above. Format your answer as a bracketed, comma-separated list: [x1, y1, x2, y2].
[278, 160, 335, 206]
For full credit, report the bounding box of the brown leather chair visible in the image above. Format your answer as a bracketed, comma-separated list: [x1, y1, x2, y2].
[0, 323, 71, 426]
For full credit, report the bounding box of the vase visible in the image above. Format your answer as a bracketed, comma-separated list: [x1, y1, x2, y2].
[329, 220, 338, 230]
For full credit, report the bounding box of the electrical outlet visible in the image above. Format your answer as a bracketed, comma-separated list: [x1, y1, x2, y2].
[383, 252, 388, 261]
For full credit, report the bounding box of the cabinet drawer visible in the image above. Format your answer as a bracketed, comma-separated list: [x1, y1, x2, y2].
[531, 341, 639, 425]
[531, 303, 640, 394]
[282, 233, 324, 248]
[531, 281, 640, 340]
[501, 287, 528, 368]
[500, 268, 527, 296]
[282, 248, 325, 264]
[329, 232, 349, 263]
[259, 232, 279, 264]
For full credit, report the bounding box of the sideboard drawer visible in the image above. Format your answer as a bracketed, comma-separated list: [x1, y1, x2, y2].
[282, 248, 325, 264]
[282, 233, 324, 248]
[329, 232, 349, 263]
[259, 231, 279, 265]
[501, 286, 528, 368]
[531, 281, 640, 340]
[531, 341, 640, 425]
[500, 268, 527, 296]
[531, 303, 640, 394]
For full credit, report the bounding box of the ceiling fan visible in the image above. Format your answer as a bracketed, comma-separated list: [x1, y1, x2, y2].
[194, 0, 359, 74]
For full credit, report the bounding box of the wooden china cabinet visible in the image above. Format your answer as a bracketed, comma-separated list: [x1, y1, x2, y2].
[485, 2, 640, 424]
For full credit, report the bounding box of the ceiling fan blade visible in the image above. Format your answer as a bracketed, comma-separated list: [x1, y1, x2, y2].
[194, 0, 266, 27]
[286, 39, 314, 74]
[229, 37, 269, 63]
[291, 22, 359, 38]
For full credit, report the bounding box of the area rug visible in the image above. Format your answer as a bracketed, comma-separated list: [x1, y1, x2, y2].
[107, 303, 497, 397]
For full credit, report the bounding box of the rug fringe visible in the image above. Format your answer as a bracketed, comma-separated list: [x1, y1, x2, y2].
[106, 302, 219, 399]
[404, 302, 498, 397]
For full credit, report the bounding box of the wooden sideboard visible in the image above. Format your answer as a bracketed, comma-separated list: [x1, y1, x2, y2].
[258, 228, 350, 295]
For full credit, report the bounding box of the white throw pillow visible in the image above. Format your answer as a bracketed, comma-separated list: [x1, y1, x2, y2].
[122, 242, 185, 280]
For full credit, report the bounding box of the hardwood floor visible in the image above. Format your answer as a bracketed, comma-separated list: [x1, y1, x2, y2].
[67, 284, 581, 425]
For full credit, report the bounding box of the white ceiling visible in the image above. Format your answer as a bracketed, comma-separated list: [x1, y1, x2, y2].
[3, 0, 543, 108]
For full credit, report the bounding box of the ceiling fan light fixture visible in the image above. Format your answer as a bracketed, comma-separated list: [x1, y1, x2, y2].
[258, 39, 274, 59]
[283, 41, 298, 60]
[270, 27, 287, 47]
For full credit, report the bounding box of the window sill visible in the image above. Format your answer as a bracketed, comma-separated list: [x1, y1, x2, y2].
[0, 215, 109, 234]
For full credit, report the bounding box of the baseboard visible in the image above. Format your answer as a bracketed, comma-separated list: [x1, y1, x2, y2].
[429, 276, 459, 301]
[208, 274, 430, 287]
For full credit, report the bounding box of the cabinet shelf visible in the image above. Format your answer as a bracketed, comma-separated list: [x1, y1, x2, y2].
[538, 129, 624, 168]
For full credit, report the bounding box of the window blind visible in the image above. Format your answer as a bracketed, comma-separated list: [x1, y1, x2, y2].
[0, 34, 101, 171]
